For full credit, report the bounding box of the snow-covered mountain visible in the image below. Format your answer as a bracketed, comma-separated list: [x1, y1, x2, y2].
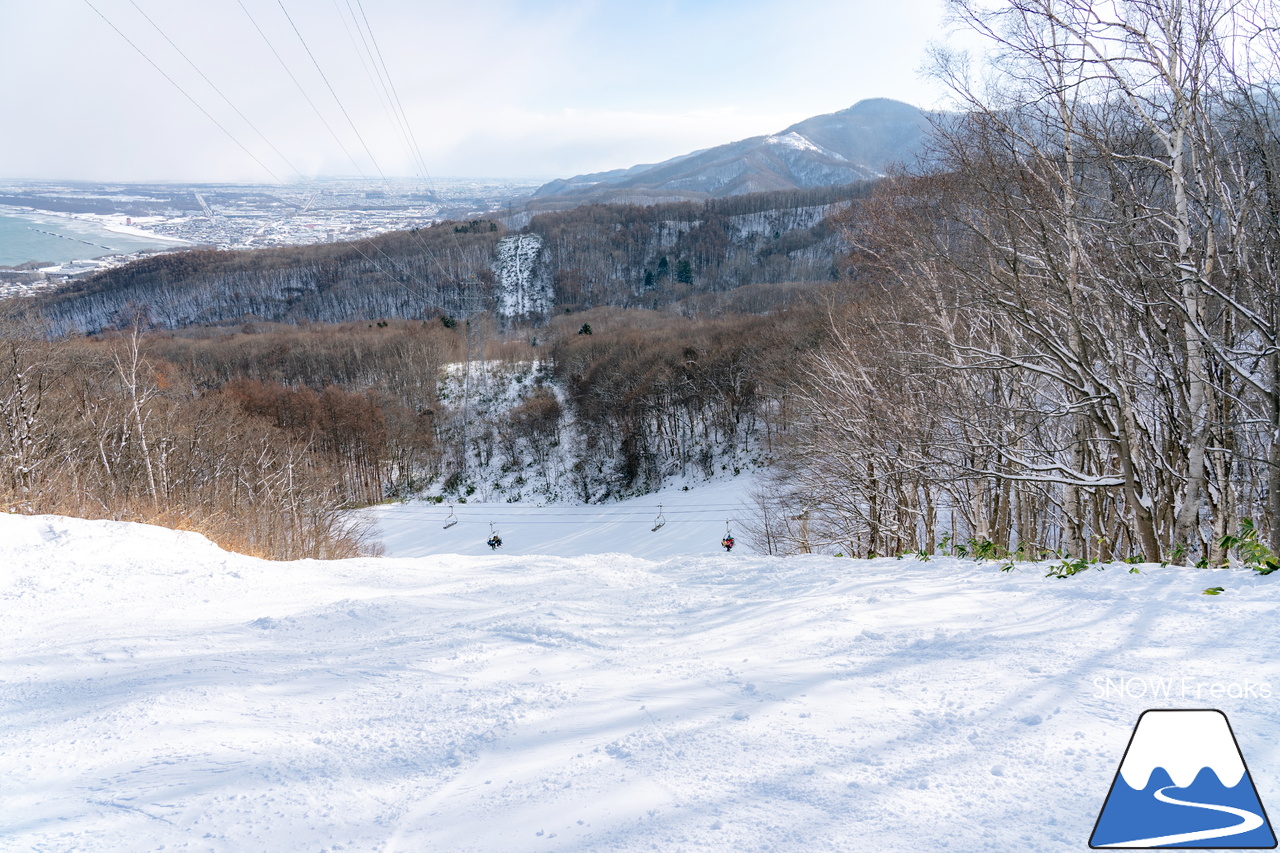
[530, 98, 934, 206]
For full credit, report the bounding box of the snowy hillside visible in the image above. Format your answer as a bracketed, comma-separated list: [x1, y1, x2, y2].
[494, 233, 553, 321]
[430, 360, 765, 506]
[5, 508, 1280, 851]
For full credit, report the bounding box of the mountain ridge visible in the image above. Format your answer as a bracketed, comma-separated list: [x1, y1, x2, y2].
[528, 98, 933, 208]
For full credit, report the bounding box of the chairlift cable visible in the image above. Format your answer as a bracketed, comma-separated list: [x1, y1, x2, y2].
[436, 518, 741, 526]
[429, 506, 748, 517]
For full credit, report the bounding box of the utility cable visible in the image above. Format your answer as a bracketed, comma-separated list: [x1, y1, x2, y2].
[82, 0, 286, 184]
[277, 0, 390, 183]
[353, 0, 432, 179]
[340, 0, 472, 286]
[87, 0, 460, 321]
[129, 1, 410, 266]
[273, 0, 460, 289]
[333, 0, 419, 178]
[236, 0, 367, 178]
[127, 0, 308, 182]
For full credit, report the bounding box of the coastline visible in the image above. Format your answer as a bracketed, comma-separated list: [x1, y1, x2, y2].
[88, 215, 193, 246]
[0, 205, 191, 268]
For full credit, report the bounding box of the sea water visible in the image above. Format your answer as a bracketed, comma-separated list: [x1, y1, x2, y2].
[0, 210, 176, 267]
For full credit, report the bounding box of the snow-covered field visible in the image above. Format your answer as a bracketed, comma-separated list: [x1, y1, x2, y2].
[5, 500, 1280, 852]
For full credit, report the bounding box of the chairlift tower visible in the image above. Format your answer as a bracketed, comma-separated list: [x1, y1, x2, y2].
[455, 276, 489, 478]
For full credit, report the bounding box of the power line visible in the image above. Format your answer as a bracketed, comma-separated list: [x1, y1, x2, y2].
[105, 1, 469, 320]
[277, 0, 389, 183]
[236, 0, 367, 178]
[90, 0, 393, 280]
[268, 1, 463, 290]
[330, 0, 471, 289]
[353, 0, 432, 180]
[222, 2, 453, 306]
[332, 0, 420, 178]
[82, 0, 286, 183]
[126, 0, 307, 182]
[86, 0, 471, 335]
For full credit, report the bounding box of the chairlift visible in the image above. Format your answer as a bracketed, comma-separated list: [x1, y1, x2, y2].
[651, 504, 666, 532]
[487, 521, 503, 550]
[443, 504, 458, 530]
[721, 519, 735, 552]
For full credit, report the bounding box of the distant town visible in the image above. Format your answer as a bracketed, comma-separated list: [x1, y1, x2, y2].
[0, 176, 542, 298]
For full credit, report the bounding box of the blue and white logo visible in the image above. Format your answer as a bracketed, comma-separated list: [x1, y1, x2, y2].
[1091, 709, 1276, 849]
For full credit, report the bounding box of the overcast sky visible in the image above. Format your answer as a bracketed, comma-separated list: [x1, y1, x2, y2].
[1, 0, 963, 183]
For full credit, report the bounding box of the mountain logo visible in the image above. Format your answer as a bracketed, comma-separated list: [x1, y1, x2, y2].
[1090, 709, 1276, 849]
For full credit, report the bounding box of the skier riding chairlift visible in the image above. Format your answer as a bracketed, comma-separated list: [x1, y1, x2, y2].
[721, 521, 734, 551]
[487, 522, 502, 550]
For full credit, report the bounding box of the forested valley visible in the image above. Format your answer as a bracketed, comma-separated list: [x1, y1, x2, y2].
[33, 183, 867, 334]
[0, 300, 833, 558]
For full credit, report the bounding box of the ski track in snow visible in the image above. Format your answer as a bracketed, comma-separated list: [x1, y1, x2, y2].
[4, 503, 1280, 852]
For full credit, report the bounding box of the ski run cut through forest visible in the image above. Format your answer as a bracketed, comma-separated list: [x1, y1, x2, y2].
[5, 497, 1280, 852]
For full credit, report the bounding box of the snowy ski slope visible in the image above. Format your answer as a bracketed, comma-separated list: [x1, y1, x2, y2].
[369, 477, 754, 560]
[4, 497, 1280, 852]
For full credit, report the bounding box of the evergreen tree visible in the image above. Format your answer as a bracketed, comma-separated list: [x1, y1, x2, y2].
[676, 259, 693, 284]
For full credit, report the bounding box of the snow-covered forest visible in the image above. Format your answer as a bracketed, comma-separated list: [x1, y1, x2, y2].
[30, 184, 864, 335]
[0, 304, 830, 557]
[755, 0, 1280, 566]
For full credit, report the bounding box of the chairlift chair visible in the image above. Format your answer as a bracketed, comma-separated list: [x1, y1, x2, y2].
[487, 521, 503, 550]
[651, 504, 666, 532]
[443, 504, 458, 529]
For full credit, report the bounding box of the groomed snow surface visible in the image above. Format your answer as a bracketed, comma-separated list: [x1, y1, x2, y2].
[5, 486, 1280, 852]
